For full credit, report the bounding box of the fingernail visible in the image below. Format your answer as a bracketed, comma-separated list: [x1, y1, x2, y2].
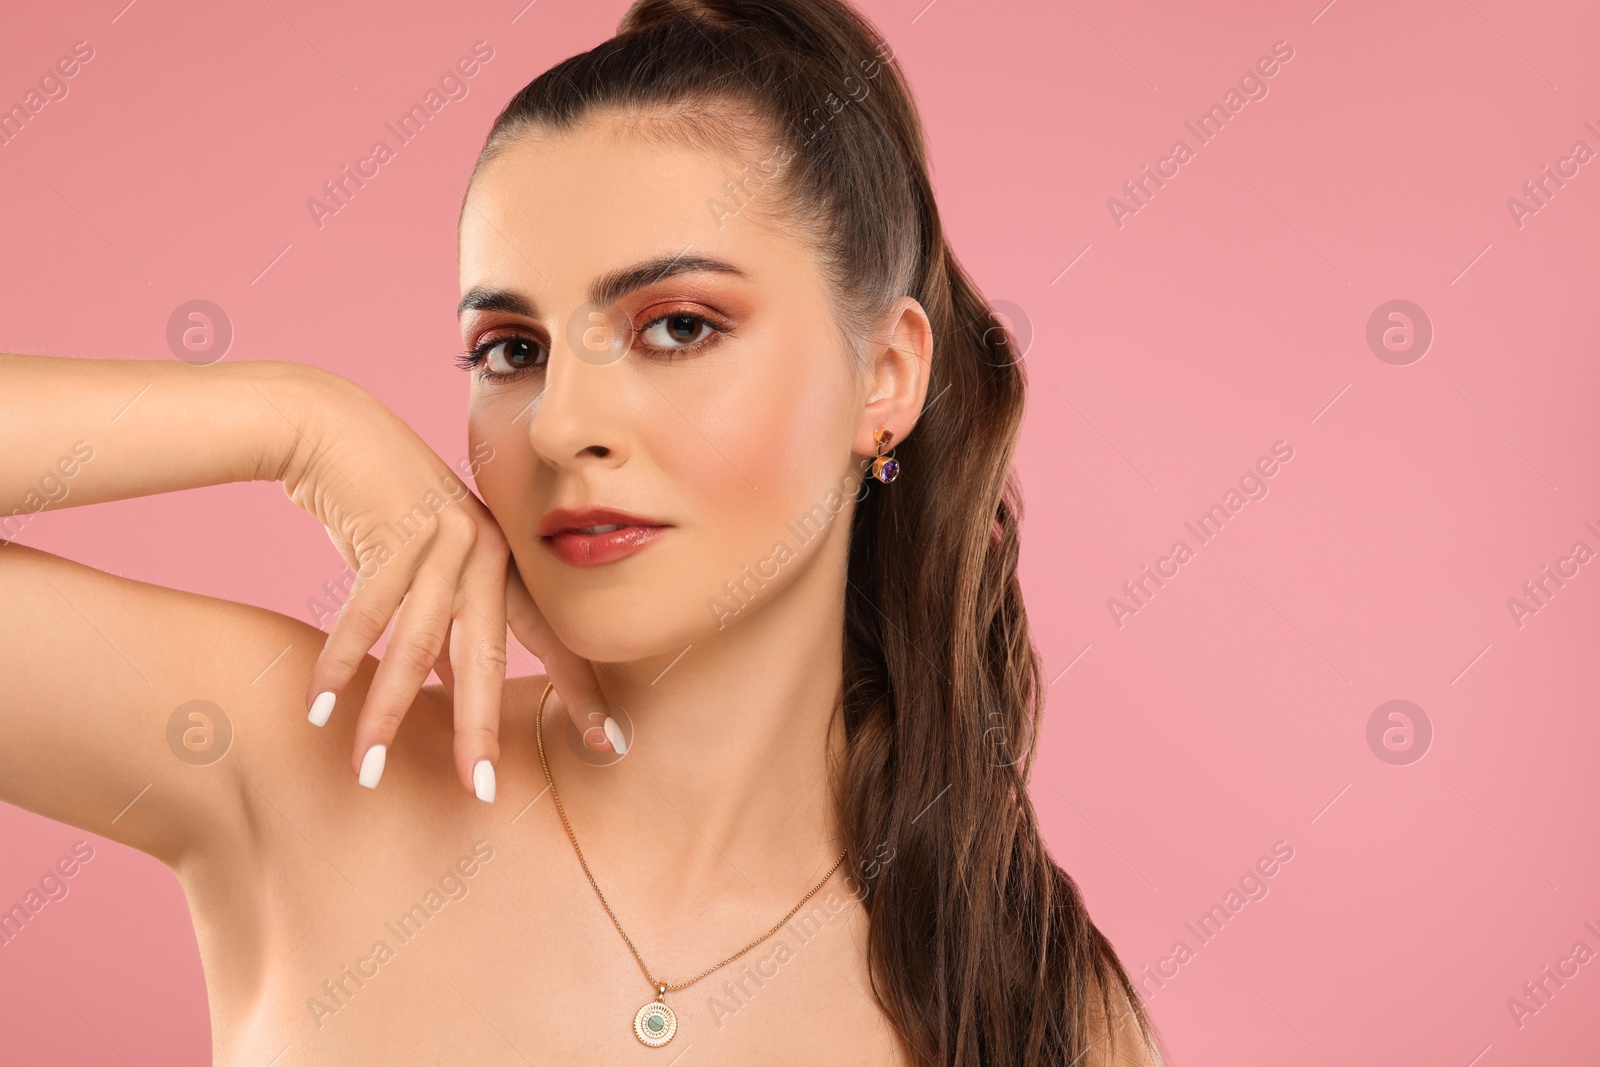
[473, 759, 496, 804]
[358, 744, 387, 789]
[308, 691, 336, 727]
[603, 716, 627, 755]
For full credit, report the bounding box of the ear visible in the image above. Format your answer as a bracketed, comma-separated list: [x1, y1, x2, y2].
[854, 296, 933, 456]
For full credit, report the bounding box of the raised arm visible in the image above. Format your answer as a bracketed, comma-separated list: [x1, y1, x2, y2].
[1, 355, 331, 864]
[0, 353, 543, 863]
[0, 353, 309, 515]
[2, 352, 613, 861]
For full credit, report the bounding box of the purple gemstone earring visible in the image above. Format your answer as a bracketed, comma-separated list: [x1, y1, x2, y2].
[870, 428, 901, 484]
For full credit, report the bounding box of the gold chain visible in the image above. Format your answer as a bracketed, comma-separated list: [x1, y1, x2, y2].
[534, 680, 849, 994]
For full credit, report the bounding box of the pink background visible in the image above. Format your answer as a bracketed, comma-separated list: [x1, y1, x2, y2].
[3, 0, 1597, 1063]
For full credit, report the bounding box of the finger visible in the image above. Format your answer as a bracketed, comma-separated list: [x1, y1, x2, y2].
[432, 643, 456, 693]
[352, 557, 467, 787]
[504, 565, 619, 753]
[449, 546, 509, 802]
[304, 538, 429, 729]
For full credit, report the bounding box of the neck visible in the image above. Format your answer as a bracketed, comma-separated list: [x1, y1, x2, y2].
[539, 545, 850, 905]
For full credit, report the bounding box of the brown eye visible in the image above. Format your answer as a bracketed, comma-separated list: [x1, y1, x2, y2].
[481, 336, 546, 376]
[639, 313, 717, 352]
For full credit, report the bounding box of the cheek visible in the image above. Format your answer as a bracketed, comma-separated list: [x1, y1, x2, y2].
[652, 335, 857, 550]
[467, 404, 538, 535]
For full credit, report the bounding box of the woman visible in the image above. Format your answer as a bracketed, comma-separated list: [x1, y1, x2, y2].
[0, 0, 1162, 1062]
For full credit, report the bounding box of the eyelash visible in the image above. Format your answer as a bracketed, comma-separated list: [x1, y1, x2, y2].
[455, 311, 730, 382]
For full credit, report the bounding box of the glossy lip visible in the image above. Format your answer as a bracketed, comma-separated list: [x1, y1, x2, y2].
[538, 506, 671, 568]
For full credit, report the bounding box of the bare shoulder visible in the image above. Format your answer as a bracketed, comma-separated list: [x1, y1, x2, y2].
[1083, 974, 1165, 1067]
[0, 538, 445, 870]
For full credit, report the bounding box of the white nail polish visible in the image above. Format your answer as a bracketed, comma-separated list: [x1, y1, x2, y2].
[358, 745, 387, 789]
[308, 691, 336, 727]
[473, 759, 496, 804]
[603, 716, 627, 755]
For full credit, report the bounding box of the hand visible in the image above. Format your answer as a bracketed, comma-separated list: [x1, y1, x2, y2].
[281, 372, 616, 798]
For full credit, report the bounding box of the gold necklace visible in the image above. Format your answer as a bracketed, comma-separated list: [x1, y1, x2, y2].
[534, 680, 849, 1048]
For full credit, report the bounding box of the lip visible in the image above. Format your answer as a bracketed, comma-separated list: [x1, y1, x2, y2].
[538, 506, 670, 567]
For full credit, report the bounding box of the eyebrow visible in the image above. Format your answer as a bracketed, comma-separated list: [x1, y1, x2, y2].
[456, 252, 747, 318]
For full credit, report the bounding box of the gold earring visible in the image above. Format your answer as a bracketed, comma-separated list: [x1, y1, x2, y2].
[870, 428, 900, 483]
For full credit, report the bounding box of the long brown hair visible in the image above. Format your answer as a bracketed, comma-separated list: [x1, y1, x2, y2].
[469, 1, 1161, 1062]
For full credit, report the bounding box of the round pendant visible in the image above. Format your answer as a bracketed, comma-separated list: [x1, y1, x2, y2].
[633, 999, 677, 1047]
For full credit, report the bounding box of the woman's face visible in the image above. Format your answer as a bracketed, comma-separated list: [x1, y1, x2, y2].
[457, 115, 869, 662]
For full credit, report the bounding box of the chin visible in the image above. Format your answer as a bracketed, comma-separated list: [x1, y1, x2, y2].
[562, 614, 693, 665]
[529, 567, 713, 665]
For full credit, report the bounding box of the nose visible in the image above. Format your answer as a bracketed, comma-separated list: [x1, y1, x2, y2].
[524, 334, 630, 473]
